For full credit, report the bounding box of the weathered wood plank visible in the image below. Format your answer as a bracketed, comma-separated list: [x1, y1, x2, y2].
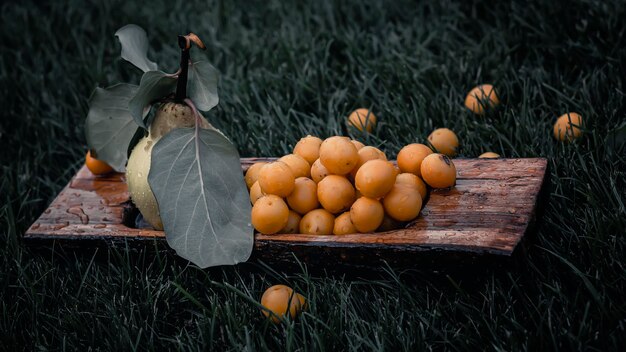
[24, 157, 549, 268]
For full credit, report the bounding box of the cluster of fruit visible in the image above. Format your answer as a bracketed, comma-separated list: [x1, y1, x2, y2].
[245, 134, 457, 236]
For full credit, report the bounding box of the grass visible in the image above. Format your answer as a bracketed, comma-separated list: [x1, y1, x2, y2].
[1, 0, 625, 350]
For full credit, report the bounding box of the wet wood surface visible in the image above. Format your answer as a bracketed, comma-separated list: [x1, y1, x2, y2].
[24, 158, 549, 267]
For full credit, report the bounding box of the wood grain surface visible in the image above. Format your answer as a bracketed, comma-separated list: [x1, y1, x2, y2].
[24, 158, 549, 267]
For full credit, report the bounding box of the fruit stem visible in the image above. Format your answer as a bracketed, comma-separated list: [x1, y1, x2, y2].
[175, 35, 190, 102]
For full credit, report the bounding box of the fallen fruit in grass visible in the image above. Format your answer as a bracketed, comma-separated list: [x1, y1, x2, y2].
[427, 128, 459, 157]
[310, 158, 329, 183]
[333, 211, 357, 235]
[317, 175, 356, 213]
[261, 285, 306, 323]
[319, 136, 359, 175]
[85, 150, 114, 175]
[279, 210, 302, 234]
[258, 161, 296, 197]
[464, 84, 499, 115]
[279, 154, 311, 178]
[553, 112, 583, 142]
[397, 143, 433, 177]
[354, 159, 397, 198]
[348, 108, 377, 133]
[350, 146, 387, 179]
[286, 177, 319, 214]
[383, 183, 422, 221]
[293, 135, 322, 165]
[249, 181, 264, 205]
[420, 153, 457, 189]
[299, 208, 335, 235]
[252, 195, 289, 235]
[245, 162, 268, 189]
[395, 173, 427, 200]
[479, 152, 500, 158]
[350, 197, 385, 232]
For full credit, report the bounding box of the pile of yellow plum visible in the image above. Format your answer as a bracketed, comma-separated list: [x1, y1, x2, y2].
[246, 134, 456, 235]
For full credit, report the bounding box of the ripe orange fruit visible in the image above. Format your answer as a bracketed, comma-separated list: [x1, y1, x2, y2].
[293, 135, 323, 165]
[260, 285, 306, 323]
[279, 210, 302, 234]
[333, 212, 357, 235]
[420, 153, 457, 189]
[258, 161, 296, 197]
[351, 140, 365, 151]
[299, 209, 335, 235]
[395, 173, 427, 200]
[249, 181, 264, 205]
[397, 143, 432, 177]
[279, 154, 311, 178]
[382, 184, 422, 221]
[349, 146, 387, 179]
[354, 159, 397, 199]
[348, 108, 377, 133]
[553, 112, 583, 141]
[85, 151, 114, 175]
[350, 197, 385, 232]
[251, 195, 290, 235]
[317, 175, 356, 213]
[286, 177, 319, 214]
[310, 159, 329, 183]
[479, 152, 500, 158]
[319, 136, 359, 175]
[464, 84, 499, 114]
[427, 128, 459, 157]
[245, 162, 268, 189]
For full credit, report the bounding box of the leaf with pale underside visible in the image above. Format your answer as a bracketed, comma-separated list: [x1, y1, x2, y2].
[85, 83, 139, 172]
[115, 24, 158, 72]
[188, 60, 220, 111]
[128, 71, 177, 129]
[148, 127, 253, 268]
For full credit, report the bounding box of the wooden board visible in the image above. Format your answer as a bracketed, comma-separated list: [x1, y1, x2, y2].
[24, 158, 549, 269]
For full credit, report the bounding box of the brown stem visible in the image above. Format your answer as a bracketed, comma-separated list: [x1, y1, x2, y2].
[175, 36, 190, 102]
[174, 33, 207, 103]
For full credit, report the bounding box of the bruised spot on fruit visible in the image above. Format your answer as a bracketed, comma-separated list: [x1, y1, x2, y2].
[420, 153, 457, 189]
[441, 155, 451, 166]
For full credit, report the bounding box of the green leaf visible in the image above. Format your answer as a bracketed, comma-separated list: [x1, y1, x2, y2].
[128, 71, 177, 129]
[148, 127, 253, 268]
[85, 83, 139, 172]
[188, 61, 220, 111]
[114, 24, 158, 72]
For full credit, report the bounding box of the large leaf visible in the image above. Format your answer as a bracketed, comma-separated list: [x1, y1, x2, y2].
[188, 60, 220, 111]
[115, 24, 158, 72]
[85, 83, 139, 172]
[128, 71, 177, 128]
[148, 127, 253, 268]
